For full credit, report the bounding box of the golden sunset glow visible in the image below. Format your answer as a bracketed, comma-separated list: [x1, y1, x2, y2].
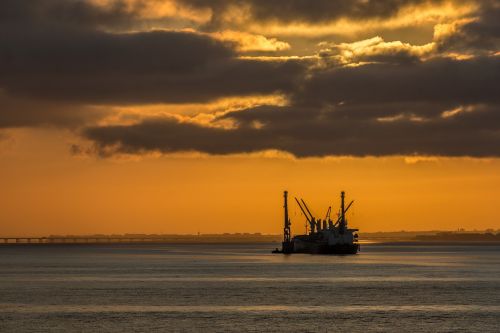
[0, 0, 499, 236]
[1, 129, 499, 236]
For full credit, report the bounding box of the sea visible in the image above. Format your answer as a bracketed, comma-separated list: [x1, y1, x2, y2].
[1, 243, 500, 332]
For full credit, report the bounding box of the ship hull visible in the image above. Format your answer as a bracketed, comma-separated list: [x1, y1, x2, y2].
[293, 238, 359, 254]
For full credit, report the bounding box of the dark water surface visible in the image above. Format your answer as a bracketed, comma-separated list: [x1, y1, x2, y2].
[1, 243, 500, 332]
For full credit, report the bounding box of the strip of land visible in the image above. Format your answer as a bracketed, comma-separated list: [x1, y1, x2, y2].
[1, 231, 500, 244]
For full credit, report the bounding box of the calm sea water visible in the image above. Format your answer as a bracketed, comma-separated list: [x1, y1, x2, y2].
[1, 243, 500, 332]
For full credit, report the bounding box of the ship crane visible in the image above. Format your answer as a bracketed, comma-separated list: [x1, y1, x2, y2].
[280, 191, 293, 253]
[301, 198, 322, 233]
[325, 206, 332, 230]
[294, 197, 311, 223]
[325, 206, 332, 222]
[295, 197, 316, 234]
[334, 200, 354, 225]
[300, 199, 315, 222]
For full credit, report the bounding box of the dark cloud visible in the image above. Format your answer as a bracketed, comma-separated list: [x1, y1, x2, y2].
[83, 101, 500, 157]
[83, 55, 500, 157]
[0, 24, 305, 105]
[1, 0, 498, 158]
[0, 91, 107, 128]
[0, 0, 462, 29]
[298, 56, 500, 107]
[0, 0, 137, 30]
[180, 0, 449, 28]
[0, 0, 307, 128]
[437, 1, 500, 54]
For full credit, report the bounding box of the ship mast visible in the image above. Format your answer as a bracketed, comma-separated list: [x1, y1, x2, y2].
[283, 191, 291, 243]
[282, 191, 293, 253]
[339, 191, 346, 234]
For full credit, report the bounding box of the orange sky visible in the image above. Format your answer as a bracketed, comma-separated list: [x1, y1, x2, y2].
[0, 0, 499, 236]
[1, 129, 499, 236]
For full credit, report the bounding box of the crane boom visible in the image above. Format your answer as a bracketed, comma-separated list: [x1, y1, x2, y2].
[325, 206, 331, 221]
[295, 197, 311, 223]
[335, 200, 354, 225]
[300, 198, 315, 220]
[344, 200, 354, 214]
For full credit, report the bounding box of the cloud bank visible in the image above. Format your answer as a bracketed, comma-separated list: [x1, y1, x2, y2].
[0, 0, 498, 157]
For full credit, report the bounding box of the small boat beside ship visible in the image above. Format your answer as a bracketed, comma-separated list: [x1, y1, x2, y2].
[273, 190, 359, 255]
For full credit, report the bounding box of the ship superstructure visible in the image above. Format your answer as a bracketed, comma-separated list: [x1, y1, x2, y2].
[274, 191, 359, 254]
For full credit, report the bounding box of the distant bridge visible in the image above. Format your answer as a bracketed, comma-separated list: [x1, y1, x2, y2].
[0, 237, 187, 244]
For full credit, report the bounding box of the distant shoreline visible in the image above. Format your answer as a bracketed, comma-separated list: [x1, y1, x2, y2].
[364, 241, 500, 246]
[2, 231, 500, 245]
[2, 240, 500, 246]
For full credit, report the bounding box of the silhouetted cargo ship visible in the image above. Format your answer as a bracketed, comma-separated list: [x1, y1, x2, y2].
[273, 191, 359, 254]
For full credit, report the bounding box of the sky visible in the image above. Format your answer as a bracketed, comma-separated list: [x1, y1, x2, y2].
[0, 0, 499, 236]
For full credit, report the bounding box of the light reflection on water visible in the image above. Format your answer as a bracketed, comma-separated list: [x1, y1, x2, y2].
[1, 243, 500, 332]
[3, 304, 500, 313]
[2, 276, 499, 282]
